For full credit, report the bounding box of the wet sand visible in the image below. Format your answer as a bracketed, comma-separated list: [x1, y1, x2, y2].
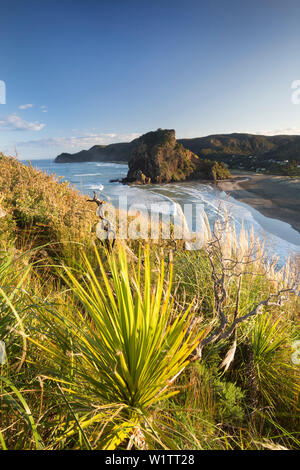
[217, 171, 300, 235]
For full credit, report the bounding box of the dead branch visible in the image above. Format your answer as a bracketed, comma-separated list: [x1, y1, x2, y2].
[87, 191, 105, 207]
[190, 229, 298, 361]
[87, 191, 116, 251]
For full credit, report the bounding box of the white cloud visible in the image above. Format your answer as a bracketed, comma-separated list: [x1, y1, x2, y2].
[252, 127, 300, 136]
[18, 103, 34, 110]
[17, 132, 140, 151]
[0, 114, 45, 131]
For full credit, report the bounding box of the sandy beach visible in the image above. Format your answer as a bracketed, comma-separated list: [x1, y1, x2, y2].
[217, 171, 300, 235]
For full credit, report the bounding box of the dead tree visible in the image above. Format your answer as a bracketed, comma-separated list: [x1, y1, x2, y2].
[189, 234, 299, 364]
[87, 191, 116, 251]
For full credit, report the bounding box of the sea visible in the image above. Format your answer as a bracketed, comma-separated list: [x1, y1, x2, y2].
[23, 159, 300, 264]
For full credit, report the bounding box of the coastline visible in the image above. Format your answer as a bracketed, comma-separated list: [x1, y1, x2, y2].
[217, 171, 300, 235]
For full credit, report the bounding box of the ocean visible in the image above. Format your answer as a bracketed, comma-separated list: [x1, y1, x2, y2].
[24, 159, 300, 263]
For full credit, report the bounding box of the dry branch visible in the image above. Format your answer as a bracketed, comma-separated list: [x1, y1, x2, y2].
[87, 191, 116, 250]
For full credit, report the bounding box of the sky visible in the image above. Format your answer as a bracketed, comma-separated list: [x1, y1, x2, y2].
[1, 0, 300, 159]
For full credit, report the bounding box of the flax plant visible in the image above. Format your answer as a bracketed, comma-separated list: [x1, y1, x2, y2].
[30, 244, 204, 449]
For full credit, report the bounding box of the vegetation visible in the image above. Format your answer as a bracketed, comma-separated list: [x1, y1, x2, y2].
[0, 154, 299, 450]
[280, 160, 300, 176]
[192, 159, 231, 181]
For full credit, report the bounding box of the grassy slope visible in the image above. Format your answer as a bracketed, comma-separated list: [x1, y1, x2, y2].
[0, 153, 97, 247]
[0, 154, 299, 450]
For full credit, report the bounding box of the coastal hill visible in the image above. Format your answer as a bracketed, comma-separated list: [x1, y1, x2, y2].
[179, 133, 299, 158]
[180, 133, 300, 173]
[55, 132, 300, 174]
[55, 140, 138, 163]
[123, 129, 231, 184]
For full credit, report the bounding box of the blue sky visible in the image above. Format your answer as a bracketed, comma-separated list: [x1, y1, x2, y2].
[1, 0, 300, 159]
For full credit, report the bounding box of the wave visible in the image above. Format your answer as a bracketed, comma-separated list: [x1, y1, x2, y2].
[85, 183, 104, 191]
[96, 162, 128, 169]
[142, 181, 300, 262]
[74, 173, 102, 177]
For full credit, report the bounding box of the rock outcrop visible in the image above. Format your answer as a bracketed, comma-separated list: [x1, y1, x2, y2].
[123, 129, 231, 184]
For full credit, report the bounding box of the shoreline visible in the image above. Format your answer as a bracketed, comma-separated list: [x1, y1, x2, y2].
[217, 171, 300, 235]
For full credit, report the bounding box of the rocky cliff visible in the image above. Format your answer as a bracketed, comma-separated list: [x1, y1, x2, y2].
[123, 129, 231, 184]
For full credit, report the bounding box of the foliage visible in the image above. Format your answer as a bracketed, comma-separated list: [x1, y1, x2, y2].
[24, 245, 204, 449]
